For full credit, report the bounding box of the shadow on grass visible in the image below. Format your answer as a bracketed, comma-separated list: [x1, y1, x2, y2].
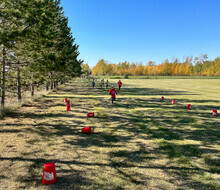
[109, 142, 151, 163]
[0, 155, 149, 189]
[112, 87, 197, 96]
[77, 131, 120, 148]
[5, 110, 89, 120]
[126, 116, 219, 188]
[2, 79, 220, 189]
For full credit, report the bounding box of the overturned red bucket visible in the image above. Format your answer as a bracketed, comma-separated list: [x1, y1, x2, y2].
[187, 104, 191, 109]
[212, 110, 218, 116]
[87, 112, 94, 117]
[172, 99, 175, 104]
[66, 100, 71, 111]
[42, 162, 57, 185]
[82, 127, 92, 134]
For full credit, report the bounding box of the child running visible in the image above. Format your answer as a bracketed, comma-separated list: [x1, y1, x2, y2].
[99, 81, 103, 88]
[106, 79, 109, 88]
[109, 86, 117, 104]
[118, 80, 122, 90]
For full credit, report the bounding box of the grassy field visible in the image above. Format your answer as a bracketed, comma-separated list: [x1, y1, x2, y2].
[0, 78, 220, 189]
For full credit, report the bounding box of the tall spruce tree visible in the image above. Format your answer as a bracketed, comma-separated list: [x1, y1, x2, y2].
[0, 0, 82, 107]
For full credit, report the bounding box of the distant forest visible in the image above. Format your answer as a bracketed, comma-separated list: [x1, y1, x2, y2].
[91, 54, 220, 76]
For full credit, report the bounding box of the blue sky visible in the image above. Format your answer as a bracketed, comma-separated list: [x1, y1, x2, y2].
[60, 0, 220, 68]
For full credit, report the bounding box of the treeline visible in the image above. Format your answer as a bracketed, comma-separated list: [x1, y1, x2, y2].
[92, 54, 220, 76]
[0, 0, 82, 108]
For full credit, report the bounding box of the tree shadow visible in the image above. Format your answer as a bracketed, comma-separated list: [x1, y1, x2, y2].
[2, 79, 220, 189]
[113, 87, 197, 96]
[77, 131, 120, 148]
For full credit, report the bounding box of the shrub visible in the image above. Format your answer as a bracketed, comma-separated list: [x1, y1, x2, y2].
[124, 74, 129, 79]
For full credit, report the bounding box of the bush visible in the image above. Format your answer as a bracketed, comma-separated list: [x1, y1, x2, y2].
[0, 107, 13, 119]
[124, 74, 129, 79]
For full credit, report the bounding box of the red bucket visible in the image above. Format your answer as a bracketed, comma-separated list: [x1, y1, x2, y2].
[172, 99, 175, 104]
[87, 112, 94, 117]
[66, 101, 71, 111]
[42, 162, 57, 185]
[187, 104, 191, 109]
[212, 110, 218, 116]
[82, 127, 92, 134]
[161, 96, 164, 101]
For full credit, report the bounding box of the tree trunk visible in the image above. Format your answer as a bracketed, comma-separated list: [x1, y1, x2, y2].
[54, 81, 58, 88]
[51, 81, 53, 89]
[46, 83, 49, 91]
[17, 65, 22, 102]
[1, 46, 6, 108]
[31, 84, 34, 97]
[31, 74, 34, 97]
[54, 81, 56, 88]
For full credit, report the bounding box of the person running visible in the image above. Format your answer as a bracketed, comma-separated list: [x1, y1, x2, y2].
[118, 80, 122, 90]
[92, 80, 95, 88]
[106, 79, 109, 88]
[109, 86, 117, 104]
[99, 81, 103, 88]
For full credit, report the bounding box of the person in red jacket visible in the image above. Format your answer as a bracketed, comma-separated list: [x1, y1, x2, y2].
[109, 86, 117, 104]
[118, 80, 122, 90]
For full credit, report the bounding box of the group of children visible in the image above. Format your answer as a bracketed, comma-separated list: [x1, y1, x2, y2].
[92, 78, 123, 104]
[92, 78, 110, 88]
